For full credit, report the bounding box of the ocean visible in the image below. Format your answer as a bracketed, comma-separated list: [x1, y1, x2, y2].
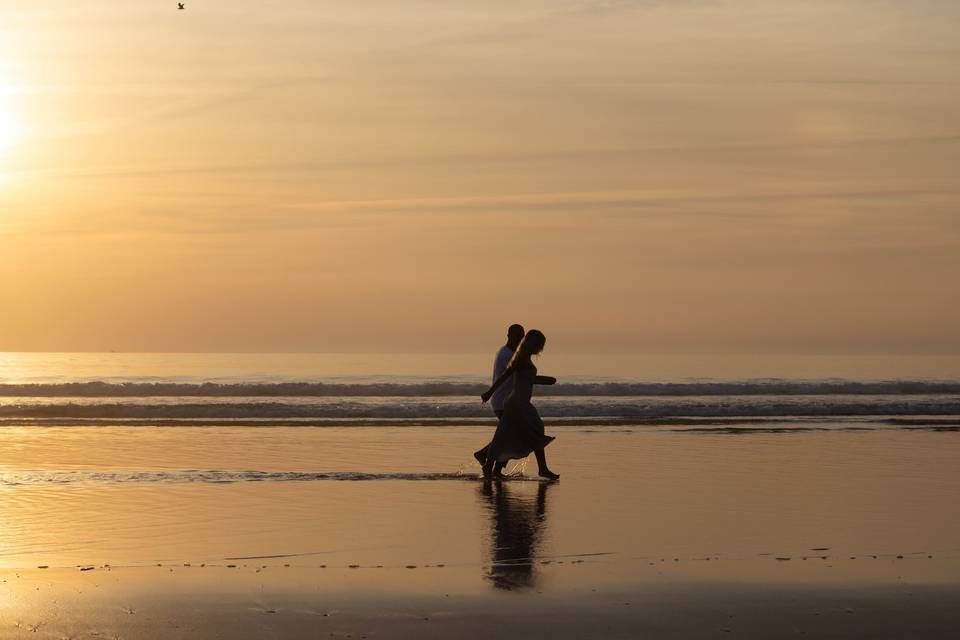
[0, 351, 957, 595]
[1, 352, 958, 429]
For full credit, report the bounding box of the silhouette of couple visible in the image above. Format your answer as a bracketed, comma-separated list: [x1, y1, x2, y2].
[476, 324, 560, 480]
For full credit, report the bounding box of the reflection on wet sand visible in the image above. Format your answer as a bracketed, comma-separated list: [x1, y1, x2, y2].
[479, 480, 552, 590]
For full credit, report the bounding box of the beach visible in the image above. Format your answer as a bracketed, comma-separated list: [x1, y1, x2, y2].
[1, 417, 958, 638]
[2, 567, 958, 639]
[1, 353, 959, 637]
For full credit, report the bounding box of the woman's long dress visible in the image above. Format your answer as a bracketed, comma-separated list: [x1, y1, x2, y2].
[487, 363, 554, 463]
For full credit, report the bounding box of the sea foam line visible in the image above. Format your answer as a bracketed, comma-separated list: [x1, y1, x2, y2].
[2, 379, 960, 397]
[0, 469, 544, 486]
[1, 397, 958, 419]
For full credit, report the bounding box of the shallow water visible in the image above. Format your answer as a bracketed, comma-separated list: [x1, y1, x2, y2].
[0, 424, 958, 590]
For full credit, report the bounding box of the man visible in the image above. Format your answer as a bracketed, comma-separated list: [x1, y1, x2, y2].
[474, 323, 525, 467]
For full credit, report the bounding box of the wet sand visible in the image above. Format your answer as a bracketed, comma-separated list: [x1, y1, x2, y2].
[0, 424, 958, 637]
[1, 563, 958, 639]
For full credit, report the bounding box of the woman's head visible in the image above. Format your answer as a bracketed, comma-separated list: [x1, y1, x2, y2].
[511, 329, 546, 367]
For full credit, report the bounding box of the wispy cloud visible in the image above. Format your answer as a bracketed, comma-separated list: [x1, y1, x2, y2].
[12, 185, 956, 239]
[12, 132, 959, 181]
[21, 75, 330, 141]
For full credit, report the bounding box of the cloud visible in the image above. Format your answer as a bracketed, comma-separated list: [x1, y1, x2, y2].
[13, 184, 956, 239]
[19, 74, 330, 141]
[13, 132, 959, 181]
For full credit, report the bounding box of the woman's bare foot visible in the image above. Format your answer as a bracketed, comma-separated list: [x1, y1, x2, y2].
[483, 462, 506, 479]
[538, 469, 560, 481]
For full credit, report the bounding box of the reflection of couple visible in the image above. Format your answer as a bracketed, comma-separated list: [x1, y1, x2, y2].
[475, 324, 560, 480]
[479, 480, 551, 590]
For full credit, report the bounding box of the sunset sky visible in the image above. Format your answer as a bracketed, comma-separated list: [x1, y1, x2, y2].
[0, 1, 957, 353]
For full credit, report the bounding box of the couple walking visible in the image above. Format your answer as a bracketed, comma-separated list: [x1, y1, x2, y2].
[475, 324, 560, 480]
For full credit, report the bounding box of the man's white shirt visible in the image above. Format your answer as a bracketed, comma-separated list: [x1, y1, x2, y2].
[490, 345, 515, 412]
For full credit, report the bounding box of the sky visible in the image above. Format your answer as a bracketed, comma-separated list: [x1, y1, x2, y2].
[0, 1, 957, 354]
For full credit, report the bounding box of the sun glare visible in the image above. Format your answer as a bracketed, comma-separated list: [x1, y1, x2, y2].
[0, 87, 21, 185]
[0, 88, 21, 155]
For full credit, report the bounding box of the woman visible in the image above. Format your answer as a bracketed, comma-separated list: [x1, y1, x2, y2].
[480, 329, 560, 480]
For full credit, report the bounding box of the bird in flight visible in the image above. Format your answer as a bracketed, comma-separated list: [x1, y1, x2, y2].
[178, 2, 185, 9]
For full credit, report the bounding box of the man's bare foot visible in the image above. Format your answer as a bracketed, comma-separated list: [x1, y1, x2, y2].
[483, 464, 506, 480]
[538, 469, 560, 481]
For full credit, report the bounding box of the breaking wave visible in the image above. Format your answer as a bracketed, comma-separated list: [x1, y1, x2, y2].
[0, 378, 957, 425]
[2, 380, 960, 397]
[0, 395, 958, 422]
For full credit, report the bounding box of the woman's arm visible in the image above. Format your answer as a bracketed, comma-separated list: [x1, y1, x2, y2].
[481, 364, 515, 403]
[534, 376, 557, 385]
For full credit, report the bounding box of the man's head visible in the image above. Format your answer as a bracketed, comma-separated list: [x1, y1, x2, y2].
[506, 324, 525, 349]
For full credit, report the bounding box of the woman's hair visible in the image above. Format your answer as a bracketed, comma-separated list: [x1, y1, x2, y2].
[508, 329, 546, 369]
